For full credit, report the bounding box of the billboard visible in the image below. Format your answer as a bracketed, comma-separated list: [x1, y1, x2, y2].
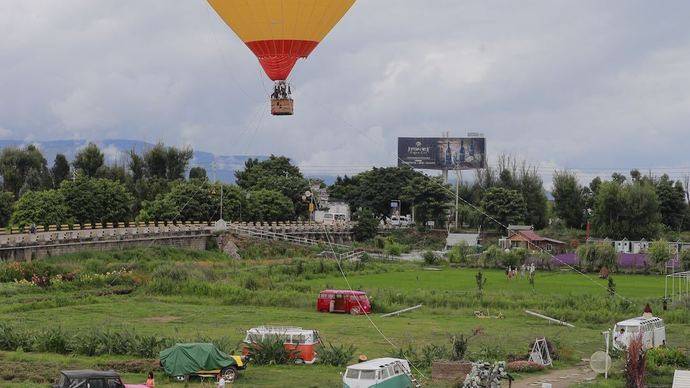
[397, 137, 486, 170]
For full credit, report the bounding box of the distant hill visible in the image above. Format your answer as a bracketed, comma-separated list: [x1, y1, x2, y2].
[0, 139, 266, 183]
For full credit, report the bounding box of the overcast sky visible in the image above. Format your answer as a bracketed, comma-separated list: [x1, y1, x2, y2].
[1, 1, 690, 182]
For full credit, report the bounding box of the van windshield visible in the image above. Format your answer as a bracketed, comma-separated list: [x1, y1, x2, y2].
[359, 370, 376, 380]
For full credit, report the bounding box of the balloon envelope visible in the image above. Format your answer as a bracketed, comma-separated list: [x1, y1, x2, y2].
[208, 0, 355, 81]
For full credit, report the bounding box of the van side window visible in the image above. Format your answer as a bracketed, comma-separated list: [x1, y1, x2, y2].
[380, 368, 390, 379]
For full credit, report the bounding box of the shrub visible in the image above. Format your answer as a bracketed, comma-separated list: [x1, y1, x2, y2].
[419, 344, 449, 368]
[423, 251, 439, 265]
[0, 323, 33, 351]
[474, 344, 504, 362]
[624, 333, 646, 388]
[385, 242, 407, 256]
[449, 334, 469, 361]
[506, 360, 544, 373]
[681, 249, 690, 271]
[317, 342, 356, 367]
[244, 277, 259, 291]
[352, 209, 379, 242]
[447, 242, 470, 264]
[482, 245, 502, 267]
[34, 328, 70, 354]
[151, 263, 189, 282]
[646, 347, 688, 369]
[577, 243, 617, 272]
[246, 335, 300, 365]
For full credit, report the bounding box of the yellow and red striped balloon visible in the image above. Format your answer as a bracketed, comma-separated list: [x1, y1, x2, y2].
[207, 0, 355, 81]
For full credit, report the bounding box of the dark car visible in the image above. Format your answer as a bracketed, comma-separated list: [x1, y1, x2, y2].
[52, 370, 147, 388]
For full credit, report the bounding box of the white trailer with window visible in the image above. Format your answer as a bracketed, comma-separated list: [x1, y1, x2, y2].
[612, 316, 666, 351]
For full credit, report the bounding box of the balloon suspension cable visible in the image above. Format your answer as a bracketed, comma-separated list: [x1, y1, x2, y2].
[271, 80, 292, 100]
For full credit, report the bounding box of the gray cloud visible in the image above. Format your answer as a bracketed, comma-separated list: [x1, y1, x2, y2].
[2, 0, 690, 181]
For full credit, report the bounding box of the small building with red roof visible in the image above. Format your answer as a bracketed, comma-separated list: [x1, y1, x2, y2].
[500, 225, 567, 254]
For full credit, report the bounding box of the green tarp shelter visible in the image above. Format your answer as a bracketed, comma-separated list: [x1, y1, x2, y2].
[159, 343, 237, 377]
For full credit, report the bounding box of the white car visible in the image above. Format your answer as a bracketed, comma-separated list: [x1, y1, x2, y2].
[386, 215, 414, 227]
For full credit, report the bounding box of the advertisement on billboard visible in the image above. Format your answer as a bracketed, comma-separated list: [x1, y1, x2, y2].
[398, 137, 486, 170]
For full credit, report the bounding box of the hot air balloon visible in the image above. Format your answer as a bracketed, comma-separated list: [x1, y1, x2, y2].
[207, 0, 356, 116]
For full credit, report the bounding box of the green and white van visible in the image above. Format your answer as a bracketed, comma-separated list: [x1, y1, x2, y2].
[342, 358, 417, 388]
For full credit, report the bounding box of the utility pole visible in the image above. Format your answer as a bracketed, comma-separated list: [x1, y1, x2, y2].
[455, 169, 461, 229]
[220, 183, 224, 221]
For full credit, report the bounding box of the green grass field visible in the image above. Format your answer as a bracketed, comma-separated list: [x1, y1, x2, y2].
[0, 244, 687, 387]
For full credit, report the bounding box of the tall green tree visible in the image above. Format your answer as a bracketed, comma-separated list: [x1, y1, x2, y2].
[19, 168, 46, 197]
[519, 170, 548, 229]
[236, 155, 310, 217]
[589, 177, 602, 195]
[552, 170, 585, 228]
[51, 154, 71, 187]
[352, 208, 379, 241]
[245, 189, 294, 222]
[140, 143, 193, 180]
[189, 167, 207, 181]
[60, 176, 133, 225]
[655, 174, 686, 230]
[165, 146, 194, 180]
[10, 190, 72, 228]
[129, 150, 145, 182]
[401, 176, 452, 227]
[480, 187, 526, 227]
[329, 166, 422, 218]
[235, 155, 302, 189]
[138, 182, 246, 222]
[591, 180, 661, 239]
[0, 145, 49, 196]
[73, 143, 105, 178]
[0, 191, 14, 228]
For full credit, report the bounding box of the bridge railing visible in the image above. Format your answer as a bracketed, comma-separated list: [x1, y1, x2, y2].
[0, 220, 360, 235]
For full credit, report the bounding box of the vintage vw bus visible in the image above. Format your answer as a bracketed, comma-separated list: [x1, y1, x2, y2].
[342, 358, 418, 388]
[317, 289, 371, 315]
[612, 316, 666, 351]
[242, 326, 320, 364]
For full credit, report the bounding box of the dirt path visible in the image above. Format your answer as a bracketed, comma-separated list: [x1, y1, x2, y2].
[512, 362, 597, 388]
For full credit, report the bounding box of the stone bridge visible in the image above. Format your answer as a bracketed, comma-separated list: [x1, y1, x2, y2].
[0, 221, 360, 262]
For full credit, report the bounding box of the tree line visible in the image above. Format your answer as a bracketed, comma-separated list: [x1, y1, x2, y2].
[1, 143, 688, 241]
[332, 154, 690, 241]
[0, 143, 312, 228]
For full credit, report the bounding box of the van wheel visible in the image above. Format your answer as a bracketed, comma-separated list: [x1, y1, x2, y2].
[221, 366, 237, 382]
[174, 375, 188, 382]
[294, 358, 305, 365]
[350, 307, 361, 315]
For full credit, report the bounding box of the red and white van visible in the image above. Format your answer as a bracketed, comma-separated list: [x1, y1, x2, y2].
[242, 326, 320, 364]
[317, 289, 371, 315]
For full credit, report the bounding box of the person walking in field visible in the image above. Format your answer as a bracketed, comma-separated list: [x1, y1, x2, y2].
[145, 372, 155, 387]
[520, 264, 526, 278]
[217, 374, 226, 388]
